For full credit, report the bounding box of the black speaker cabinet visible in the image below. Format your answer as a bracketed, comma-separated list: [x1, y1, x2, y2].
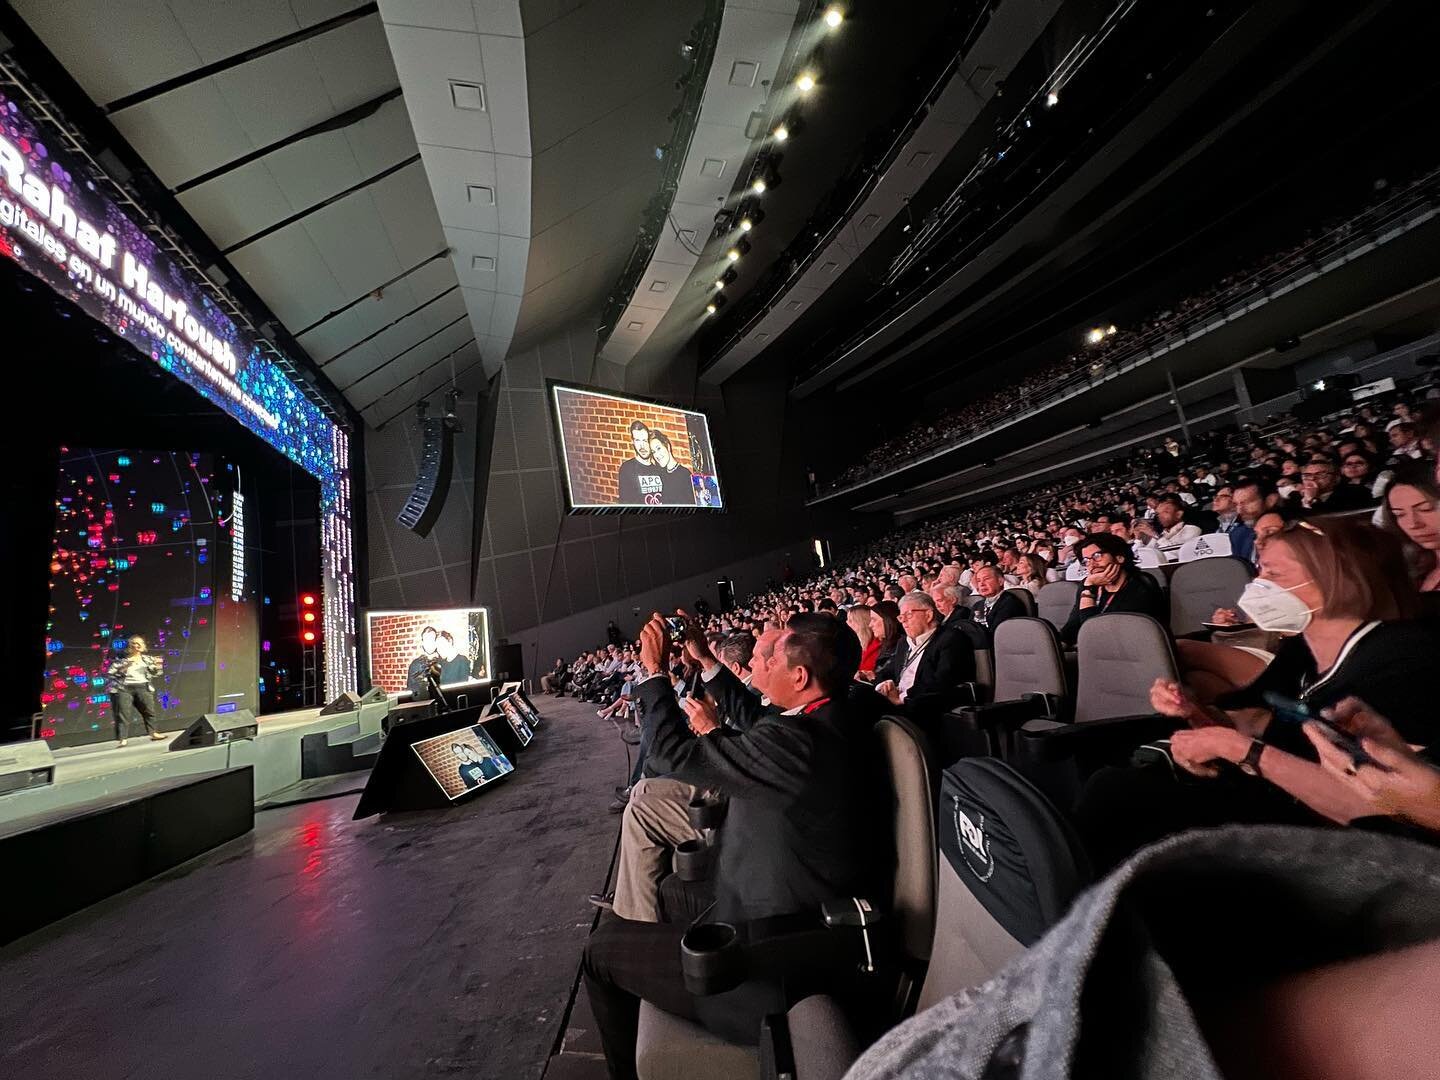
[319, 691, 362, 715]
[168, 709, 259, 750]
[0, 740, 55, 796]
[396, 418, 454, 537]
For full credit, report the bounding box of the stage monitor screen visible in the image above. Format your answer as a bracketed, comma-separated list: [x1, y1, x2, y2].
[495, 692, 536, 746]
[410, 724, 514, 800]
[550, 384, 723, 511]
[365, 608, 492, 698]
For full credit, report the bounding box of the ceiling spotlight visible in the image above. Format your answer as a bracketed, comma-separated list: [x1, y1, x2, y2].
[1085, 327, 1105, 345]
[727, 247, 741, 262]
[795, 71, 816, 93]
[706, 302, 717, 316]
[739, 217, 753, 232]
[1105, 324, 1117, 336]
[751, 176, 767, 194]
[824, 6, 844, 28]
[714, 278, 726, 290]
[772, 123, 789, 142]
[1045, 90, 1059, 108]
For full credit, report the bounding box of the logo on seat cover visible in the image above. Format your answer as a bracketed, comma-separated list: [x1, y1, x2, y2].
[1193, 537, 1213, 557]
[951, 796, 995, 881]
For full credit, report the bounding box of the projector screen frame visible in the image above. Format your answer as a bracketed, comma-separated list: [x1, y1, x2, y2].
[546, 379, 726, 515]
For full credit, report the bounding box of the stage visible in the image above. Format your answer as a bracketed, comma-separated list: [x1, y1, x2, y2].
[0, 695, 624, 1080]
[0, 702, 393, 828]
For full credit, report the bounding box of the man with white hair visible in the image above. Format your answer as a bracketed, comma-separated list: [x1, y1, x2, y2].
[927, 581, 971, 632]
[874, 591, 975, 731]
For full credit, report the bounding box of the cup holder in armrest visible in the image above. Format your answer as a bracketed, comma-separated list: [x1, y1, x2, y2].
[674, 838, 711, 881]
[687, 795, 728, 831]
[680, 921, 742, 996]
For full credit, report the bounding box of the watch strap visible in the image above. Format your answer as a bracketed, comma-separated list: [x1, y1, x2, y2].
[1239, 738, 1265, 776]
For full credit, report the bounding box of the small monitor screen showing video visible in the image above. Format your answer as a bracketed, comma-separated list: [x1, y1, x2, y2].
[410, 724, 514, 800]
[551, 383, 723, 511]
[365, 607, 491, 699]
[511, 689, 543, 730]
[494, 693, 534, 747]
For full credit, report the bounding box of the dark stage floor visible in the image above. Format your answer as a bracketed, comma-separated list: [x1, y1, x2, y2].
[0, 697, 626, 1080]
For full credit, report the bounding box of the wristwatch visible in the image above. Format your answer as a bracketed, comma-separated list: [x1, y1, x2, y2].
[1237, 739, 1265, 777]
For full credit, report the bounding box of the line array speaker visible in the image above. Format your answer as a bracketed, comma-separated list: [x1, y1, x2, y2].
[397, 417, 454, 537]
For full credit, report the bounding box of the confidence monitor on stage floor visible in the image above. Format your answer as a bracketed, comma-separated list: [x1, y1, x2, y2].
[364, 607, 492, 702]
[494, 692, 535, 747]
[353, 705, 515, 818]
[549, 383, 724, 512]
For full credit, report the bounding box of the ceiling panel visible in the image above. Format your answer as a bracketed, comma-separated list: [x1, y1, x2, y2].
[11, 0, 200, 104]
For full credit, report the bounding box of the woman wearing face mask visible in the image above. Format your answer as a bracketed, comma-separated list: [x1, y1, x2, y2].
[1077, 519, 1439, 869]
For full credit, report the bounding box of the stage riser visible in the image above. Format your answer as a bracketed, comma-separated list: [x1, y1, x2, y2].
[0, 768, 253, 945]
[0, 707, 386, 826]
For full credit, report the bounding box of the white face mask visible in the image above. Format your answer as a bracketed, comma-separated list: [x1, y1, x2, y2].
[1237, 578, 1316, 634]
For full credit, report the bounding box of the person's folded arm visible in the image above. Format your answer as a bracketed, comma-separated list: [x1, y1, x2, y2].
[637, 677, 807, 797]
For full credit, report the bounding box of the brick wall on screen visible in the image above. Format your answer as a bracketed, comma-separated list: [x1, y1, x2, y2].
[556, 393, 692, 505]
[366, 611, 470, 692]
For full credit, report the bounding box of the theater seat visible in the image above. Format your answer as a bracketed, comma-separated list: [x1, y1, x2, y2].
[1168, 555, 1254, 636]
[634, 716, 936, 1080]
[775, 758, 1091, 1079]
[637, 1006, 760, 1080]
[1017, 613, 1181, 805]
[1002, 587, 1037, 617]
[943, 618, 1068, 764]
[1037, 581, 1079, 630]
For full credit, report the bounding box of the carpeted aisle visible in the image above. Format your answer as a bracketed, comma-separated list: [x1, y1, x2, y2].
[0, 696, 625, 1080]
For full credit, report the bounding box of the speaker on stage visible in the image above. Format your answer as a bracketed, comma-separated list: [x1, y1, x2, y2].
[0, 740, 55, 796]
[319, 691, 362, 715]
[168, 710, 259, 751]
[358, 686, 388, 705]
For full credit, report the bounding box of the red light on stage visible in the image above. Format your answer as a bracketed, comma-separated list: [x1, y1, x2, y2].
[300, 593, 316, 607]
[302, 611, 316, 623]
[302, 630, 317, 644]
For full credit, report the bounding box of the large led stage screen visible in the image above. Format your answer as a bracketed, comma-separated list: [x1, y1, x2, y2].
[550, 383, 724, 511]
[365, 607, 492, 699]
[42, 449, 240, 746]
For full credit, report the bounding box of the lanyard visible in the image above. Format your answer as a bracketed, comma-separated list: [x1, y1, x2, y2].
[801, 697, 831, 715]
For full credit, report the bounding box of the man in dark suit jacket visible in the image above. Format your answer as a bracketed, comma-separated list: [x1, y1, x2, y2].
[969, 566, 1027, 642]
[874, 591, 976, 729]
[582, 613, 882, 1070]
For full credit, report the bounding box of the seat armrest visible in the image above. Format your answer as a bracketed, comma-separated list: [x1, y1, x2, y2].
[679, 901, 885, 997]
[952, 694, 1054, 733]
[760, 1012, 796, 1080]
[761, 996, 860, 1080]
[1017, 713, 1180, 761]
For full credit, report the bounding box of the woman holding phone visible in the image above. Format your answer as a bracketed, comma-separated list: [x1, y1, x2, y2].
[1077, 518, 1440, 867]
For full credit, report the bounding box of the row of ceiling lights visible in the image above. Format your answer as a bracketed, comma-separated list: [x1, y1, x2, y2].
[707, 4, 844, 316]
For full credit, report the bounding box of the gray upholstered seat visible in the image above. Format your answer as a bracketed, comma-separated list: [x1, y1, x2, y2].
[1168, 556, 1254, 636]
[1036, 581, 1079, 631]
[1070, 613, 1178, 724]
[633, 717, 936, 1080]
[990, 618, 1066, 703]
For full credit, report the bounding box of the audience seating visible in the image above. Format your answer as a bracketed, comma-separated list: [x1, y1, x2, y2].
[1036, 581, 1079, 630]
[634, 716, 936, 1080]
[1003, 588, 1038, 617]
[944, 618, 1068, 764]
[1167, 556, 1254, 637]
[1016, 613, 1181, 805]
[768, 758, 1092, 1080]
